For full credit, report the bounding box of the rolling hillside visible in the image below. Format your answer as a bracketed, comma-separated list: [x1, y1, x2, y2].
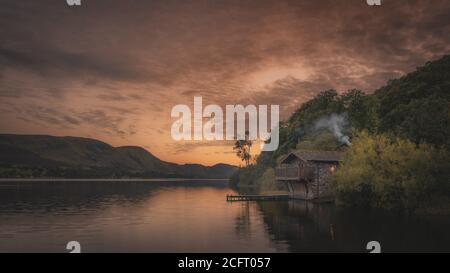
[0, 134, 237, 179]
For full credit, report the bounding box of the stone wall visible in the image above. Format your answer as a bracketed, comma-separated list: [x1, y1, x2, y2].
[287, 161, 337, 201]
[313, 162, 336, 200]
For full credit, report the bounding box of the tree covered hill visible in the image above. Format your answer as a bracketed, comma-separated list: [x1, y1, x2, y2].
[375, 55, 450, 147]
[231, 55, 450, 201]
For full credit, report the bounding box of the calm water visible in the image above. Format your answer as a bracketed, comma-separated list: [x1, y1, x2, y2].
[0, 180, 450, 253]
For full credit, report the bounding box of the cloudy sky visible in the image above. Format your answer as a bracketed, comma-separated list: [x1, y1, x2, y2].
[1, 0, 449, 166]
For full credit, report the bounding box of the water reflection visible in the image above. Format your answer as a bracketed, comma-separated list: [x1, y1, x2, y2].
[0, 180, 284, 253]
[258, 200, 450, 252]
[1, 180, 450, 253]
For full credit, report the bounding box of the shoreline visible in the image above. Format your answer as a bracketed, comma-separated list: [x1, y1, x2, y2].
[0, 178, 230, 182]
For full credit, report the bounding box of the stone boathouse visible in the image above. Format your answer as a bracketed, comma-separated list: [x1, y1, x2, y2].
[275, 151, 342, 201]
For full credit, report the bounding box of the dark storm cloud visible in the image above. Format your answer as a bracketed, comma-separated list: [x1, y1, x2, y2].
[1, 0, 449, 164]
[10, 103, 138, 137]
[0, 1, 176, 89]
[15, 106, 80, 129]
[2, 0, 449, 96]
[218, 76, 334, 120]
[0, 44, 150, 83]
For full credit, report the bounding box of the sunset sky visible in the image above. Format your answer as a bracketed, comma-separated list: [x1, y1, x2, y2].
[1, 0, 450, 166]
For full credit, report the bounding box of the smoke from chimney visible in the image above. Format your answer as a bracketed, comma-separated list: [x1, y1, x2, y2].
[314, 113, 351, 146]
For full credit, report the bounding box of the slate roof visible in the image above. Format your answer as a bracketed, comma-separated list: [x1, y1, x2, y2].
[280, 150, 342, 164]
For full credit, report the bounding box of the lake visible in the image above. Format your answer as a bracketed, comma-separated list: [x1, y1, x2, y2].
[0, 180, 449, 253]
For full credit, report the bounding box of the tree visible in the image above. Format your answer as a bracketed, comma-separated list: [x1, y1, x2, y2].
[382, 96, 450, 148]
[340, 89, 379, 133]
[233, 131, 253, 166]
[334, 131, 450, 210]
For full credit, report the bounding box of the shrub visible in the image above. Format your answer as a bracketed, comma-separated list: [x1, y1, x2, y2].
[334, 131, 450, 210]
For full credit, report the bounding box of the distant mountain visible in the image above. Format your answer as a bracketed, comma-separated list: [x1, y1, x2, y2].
[0, 134, 237, 179]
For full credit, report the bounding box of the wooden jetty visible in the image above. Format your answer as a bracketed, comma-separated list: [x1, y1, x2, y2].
[226, 194, 289, 202]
